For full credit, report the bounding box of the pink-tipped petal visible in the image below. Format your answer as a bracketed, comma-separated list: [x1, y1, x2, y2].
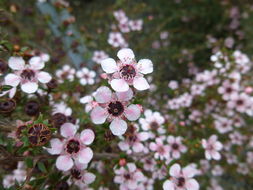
[60, 123, 77, 138]
[124, 104, 141, 121]
[163, 180, 175, 190]
[90, 106, 108, 124]
[133, 142, 144, 153]
[183, 166, 197, 178]
[78, 147, 93, 164]
[56, 155, 73, 171]
[133, 77, 150, 91]
[109, 119, 127, 136]
[29, 56, 45, 70]
[117, 48, 135, 61]
[94, 86, 112, 103]
[137, 59, 153, 74]
[169, 164, 181, 177]
[5, 74, 20, 87]
[185, 179, 200, 190]
[8, 57, 25, 70]
[80, 129, 95, 145]
[116, 88, 133, 101]
[101, 58, 118, 73]
[47, 138, 63, 155]
[111, 78, 129, 92]
[37, 71, 52, 83]
[21, 82, 38, 93]
[83, 172, 96, 184]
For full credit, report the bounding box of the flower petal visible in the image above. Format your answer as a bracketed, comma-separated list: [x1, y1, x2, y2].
[78, 147, 93, 164]
[21, 82, 38, 93]
[133, 77, 150, 91]
[47, 138, 63, 155]
[163, 180, 175, 190]
[109, 119, 127, 136]
[8, 57, 25, 70]
[127, 163, 136, 172]
[117, 48, 135, 61]
[29, 56, 45, 70]
[101, 58, 118, 73]
[169, 163, 181, 177]
[111, 78, 129, 92]
[83, 172, 96, 184]
[94, 86, 112, 103]
[5, 74, 20, 87]
[124, 104, 141, 121]
[56, 155, 73, 171]
[80, 129, 95, 145]
[137, 59, 153, 74]
[37, 71, 52, 83]
[91, 106, 108, 124]
[116, 88, 133, 101]
[60, 123, 77, 138]
[185, 179, 199, 190]
[183, 165, 196, 178]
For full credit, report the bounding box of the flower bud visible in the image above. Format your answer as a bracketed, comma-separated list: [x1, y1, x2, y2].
[0, 99, 16, 113]
[46, 78, 58, 89]
[51, 113, 67, 128]
[25, 100, 40, 116]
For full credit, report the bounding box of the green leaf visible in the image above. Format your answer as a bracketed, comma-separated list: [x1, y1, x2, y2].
[1, 85, 13, 91]
[25, 157, 33, 168]
[37, 162, 47, 173]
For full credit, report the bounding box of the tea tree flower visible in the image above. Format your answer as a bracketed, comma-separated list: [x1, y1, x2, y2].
[47, 123, 95, 171]
[167, 136, 187, 159]
[76, 67, 96, 85]
[101, 48, 153, 92]
[114, 163, 145, 190]
[202, 135, 223, 160]
[4, 56, 52, 93]
[90, 86, 141, 136]
[163, 163, 199, 190]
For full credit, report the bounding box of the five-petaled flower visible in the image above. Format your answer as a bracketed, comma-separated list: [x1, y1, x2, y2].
[202, 135, 223, 160]
[163, 163, 199, 190]
[5, 56, 52, 93]
[47, 123, 95, 171]
[101, 48, 153, 92]
[90, 86, 141, 136]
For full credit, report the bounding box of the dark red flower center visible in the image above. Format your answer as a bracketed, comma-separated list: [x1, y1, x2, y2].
[107, 101, 124, 117]
[21, 69, 35, 80]
[71, 169, 82, 180]
[177, 177, 185, 187]
[120, 65, 136, 80]
[172, 143, 179, 150]
[66, 139, 80, 154]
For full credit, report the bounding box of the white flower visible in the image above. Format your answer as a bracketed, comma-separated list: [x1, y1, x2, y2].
[101, 48, 153, 92]
[76, 67, 96, 85]
[4, 56, 52, 94]
[202, 135, 223, 160]
[92, 51, 109, 64]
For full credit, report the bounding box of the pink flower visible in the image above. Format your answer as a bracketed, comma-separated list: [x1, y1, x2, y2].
[101, 48, 153, 92]
[149, 137, 170, 161]
[68, 162, 96, 188]
[167, 136, 187, 159]
[202, 135, 223, 160]
[163, 164, 199, 190]
[90, 86, 141, 136]
[118, 125, 149, 154]
[129, 19, 143, 31]
[4, 56, 52, 93]
[47, 123, 95, 171]
[114, 163, 145, 190]
[108, 32, 128, 48]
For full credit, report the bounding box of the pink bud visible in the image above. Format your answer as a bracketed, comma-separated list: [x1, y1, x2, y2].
[245, 86, 253, 94]
[119, 158, 126, 166]
[100, 73, 108, 79]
